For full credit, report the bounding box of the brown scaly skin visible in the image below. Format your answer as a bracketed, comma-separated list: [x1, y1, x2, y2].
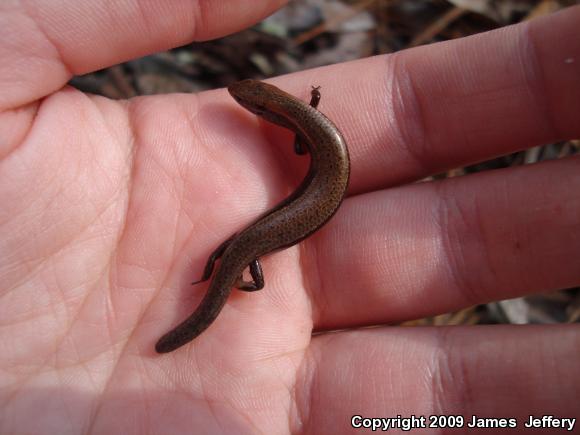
[155, 80, 350, 353]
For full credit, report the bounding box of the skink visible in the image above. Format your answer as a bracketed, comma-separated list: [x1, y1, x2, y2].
[156, 79, 350, 353]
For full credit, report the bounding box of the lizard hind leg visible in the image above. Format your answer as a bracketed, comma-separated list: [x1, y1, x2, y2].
[192, 233, 237, 285]
[235, 259, 264, 291]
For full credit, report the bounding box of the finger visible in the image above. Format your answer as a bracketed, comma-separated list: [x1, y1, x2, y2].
[0, 0, 286, 109]
[299, 325, 580, 432]
[267, 6, 580, 193]
[309, 156, 580, 330]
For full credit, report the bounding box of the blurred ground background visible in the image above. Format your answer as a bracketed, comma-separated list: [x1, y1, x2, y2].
[70, 0, 579, 327]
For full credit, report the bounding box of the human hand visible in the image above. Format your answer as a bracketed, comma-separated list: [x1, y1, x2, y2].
[1, 2, 579, 434]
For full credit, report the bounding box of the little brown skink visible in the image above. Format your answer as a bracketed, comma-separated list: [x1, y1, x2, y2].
[155, 79, 350, 353]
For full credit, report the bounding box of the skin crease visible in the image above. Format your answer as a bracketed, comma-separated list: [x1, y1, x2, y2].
[155, 80, 349, 353]
[0, 2, 579, 435]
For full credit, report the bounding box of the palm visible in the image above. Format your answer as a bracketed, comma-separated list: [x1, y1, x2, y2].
[3, 87, 315, 430]
[2, 2, 579, 434]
